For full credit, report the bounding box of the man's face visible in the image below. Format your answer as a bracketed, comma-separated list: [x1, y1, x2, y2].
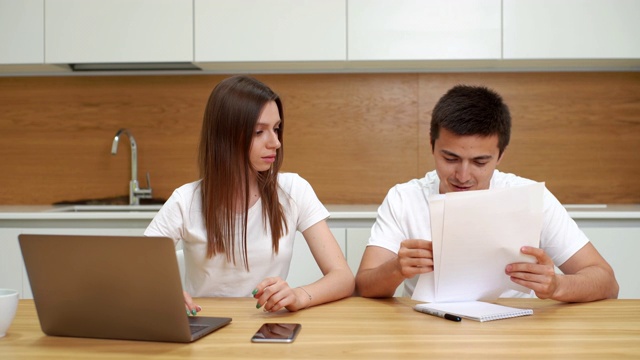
[433, 128, 503, 194]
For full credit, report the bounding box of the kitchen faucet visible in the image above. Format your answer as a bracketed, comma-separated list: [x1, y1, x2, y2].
[110, 128, 153, 205]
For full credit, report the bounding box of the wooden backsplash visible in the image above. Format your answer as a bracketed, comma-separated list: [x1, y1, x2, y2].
[0, 72, 639, 205]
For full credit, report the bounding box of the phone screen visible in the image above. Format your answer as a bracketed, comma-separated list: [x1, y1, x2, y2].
[251, 323, 302, 343]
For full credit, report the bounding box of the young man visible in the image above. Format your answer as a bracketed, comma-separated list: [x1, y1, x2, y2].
[355, 85, 618, 302]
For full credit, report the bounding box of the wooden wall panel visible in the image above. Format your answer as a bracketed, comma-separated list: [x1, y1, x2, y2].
[417, 72, 640, 204]
[272, 73, 418, 203]
[0, 75, 221, 205]
[0, 72, 638, 205]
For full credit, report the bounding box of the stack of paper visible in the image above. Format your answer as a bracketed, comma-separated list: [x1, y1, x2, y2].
[412, 182, 544, 303]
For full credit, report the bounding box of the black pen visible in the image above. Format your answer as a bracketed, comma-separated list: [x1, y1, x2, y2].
[419, 308, 462, 322]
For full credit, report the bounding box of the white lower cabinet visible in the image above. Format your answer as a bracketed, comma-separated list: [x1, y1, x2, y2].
[345, 228, 370, 274]
[287, 228, 346, 289]
[3, 218, 637, 300]
[0, 227, 147, 299]
[288, 227, 403, 297]
[581, 227, 640, 299]
[346, 228, 404, 297]
[0, 228, 24, 297]
[1, 223, 367, 299]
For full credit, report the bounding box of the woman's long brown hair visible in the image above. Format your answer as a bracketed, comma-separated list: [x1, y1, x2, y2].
[198, 75, 287, 270]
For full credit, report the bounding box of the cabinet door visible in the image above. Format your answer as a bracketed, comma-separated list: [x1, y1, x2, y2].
[346, 228, 402, 296]
[19, 228, 147, 299]
[0, 229, 24, 296]
[503, 0, 640, 59]
[45, 0, 193, 63]
[345, 228, 369, 275]
[286, 228, 346, 289]
[348, 0, 501, 61]
[582, 227, 640, 299]
[194, 0, 346, 62]
[0, 0, 44, 64]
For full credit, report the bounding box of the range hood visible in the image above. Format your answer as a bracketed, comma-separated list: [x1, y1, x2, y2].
[70, 62, 202, 72]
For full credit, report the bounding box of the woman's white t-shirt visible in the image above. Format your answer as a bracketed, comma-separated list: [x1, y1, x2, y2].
[144, 173, 329, 297]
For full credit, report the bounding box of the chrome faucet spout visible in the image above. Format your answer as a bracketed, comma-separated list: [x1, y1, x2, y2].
[110, 128, 152, 205]
[111, 128, 138, 183]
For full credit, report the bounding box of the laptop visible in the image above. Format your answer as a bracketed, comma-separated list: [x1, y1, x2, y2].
[19, 234, 231, 343]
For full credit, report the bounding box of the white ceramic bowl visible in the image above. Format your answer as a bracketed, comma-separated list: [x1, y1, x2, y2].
[0, 289, 19, 338]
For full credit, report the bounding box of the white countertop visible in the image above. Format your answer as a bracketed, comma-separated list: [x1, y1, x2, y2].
[0, 204, 640, 221]
[0, 205, 380, 221]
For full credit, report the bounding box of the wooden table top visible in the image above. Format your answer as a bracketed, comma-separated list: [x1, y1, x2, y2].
[2, 297, 639, 359]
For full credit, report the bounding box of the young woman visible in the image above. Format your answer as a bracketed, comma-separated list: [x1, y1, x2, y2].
[145, 75, 354, 313]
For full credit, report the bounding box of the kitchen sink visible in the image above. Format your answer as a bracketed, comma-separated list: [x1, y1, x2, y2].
[46, 204, 163, 212]
[48, 195, 166, 212]
[53, 195, 166, 206]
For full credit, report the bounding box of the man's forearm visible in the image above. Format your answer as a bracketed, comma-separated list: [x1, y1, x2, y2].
[553, 265, 619, 302]
[356, 259, 406, 298]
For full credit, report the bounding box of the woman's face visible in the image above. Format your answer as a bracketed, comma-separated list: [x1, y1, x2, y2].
[249, 101, 281, 172]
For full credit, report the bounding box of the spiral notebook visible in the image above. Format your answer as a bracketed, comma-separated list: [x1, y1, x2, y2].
[414, 301, 533, 322]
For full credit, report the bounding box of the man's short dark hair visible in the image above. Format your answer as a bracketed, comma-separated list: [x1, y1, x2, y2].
[430, 85, 511, 156]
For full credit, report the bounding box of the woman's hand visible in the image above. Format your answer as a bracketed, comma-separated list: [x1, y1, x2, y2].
[183, 290, 202, 316]
[252, 277, 310, 312]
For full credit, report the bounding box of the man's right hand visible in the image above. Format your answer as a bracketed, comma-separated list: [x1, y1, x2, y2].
[356, 239, 433, 298]
[396, 239, 434, 277]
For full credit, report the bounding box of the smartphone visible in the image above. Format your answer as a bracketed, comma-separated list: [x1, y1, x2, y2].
[251, 323, 302, 343]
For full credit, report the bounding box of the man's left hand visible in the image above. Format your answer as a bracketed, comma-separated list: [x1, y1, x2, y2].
[505, 246, 558, 299]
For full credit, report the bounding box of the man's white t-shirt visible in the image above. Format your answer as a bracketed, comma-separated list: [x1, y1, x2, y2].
[368, 170, 589, 297]
[145, 173, 329, 297]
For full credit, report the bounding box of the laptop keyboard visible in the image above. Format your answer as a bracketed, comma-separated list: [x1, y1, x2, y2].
[190, 324, 209, 335]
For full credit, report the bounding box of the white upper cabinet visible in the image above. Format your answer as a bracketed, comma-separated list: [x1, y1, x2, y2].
[3, 0, 638, 71]
[0, 0, 44, 64]
[503, 0, 640, 59]
[45, 0, 193, 64]
[194, 0, 346, 62]
[348, 0, 501, 61]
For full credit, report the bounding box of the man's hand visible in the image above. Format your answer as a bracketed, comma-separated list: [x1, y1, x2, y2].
[505, 246, 558, 299]
[396, 239, 434, 278]
[356, 239, 433, 298]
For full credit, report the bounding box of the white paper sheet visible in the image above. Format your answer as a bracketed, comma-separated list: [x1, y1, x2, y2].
[412, 182, 544, 303]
